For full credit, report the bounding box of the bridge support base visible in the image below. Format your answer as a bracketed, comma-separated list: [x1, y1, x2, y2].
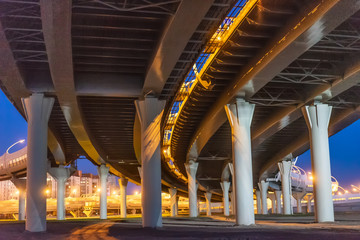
[22, 93, 54, 232]
[225, 99, 255, 225]
[228, 163, 236, 215]
[220, 181, 230, 216]
[185, 160, 199, 217]
[278, 158, 292, 215]
[268, 193, 276, 214]
[175, 196, 179, 215]
[204, 192, 212, 217]
[293, 191, 307, 214]
[135, 97, 165, 228]
[255, 190, 261, 214]
[275, 190, 282, 214]
[304, 195, 313, 213]
[258, 180, 269, 215]
[119, 177, 128, 218]
[98, 164, 109, 220]
[302, 104, 334, 222]
[11, 178, 26, 221]
[48, 165, 75, 220]
[169, 188, 177, 217]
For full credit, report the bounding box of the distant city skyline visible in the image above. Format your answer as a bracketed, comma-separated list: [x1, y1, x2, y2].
[1, 89, 359, 190]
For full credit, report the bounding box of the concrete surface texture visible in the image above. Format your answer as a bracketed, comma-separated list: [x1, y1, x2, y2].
[0, 213, 359, 240]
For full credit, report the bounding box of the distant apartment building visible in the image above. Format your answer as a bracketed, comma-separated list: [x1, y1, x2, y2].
[0, 180, 18, 200]
[0, 170, 118, 200]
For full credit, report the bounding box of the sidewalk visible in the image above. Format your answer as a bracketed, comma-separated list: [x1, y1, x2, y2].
[0, 213, 359, 239]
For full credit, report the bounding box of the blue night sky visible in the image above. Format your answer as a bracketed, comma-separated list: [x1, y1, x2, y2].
[0, 89, 359, 191]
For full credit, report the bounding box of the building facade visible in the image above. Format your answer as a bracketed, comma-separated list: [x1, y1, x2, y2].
[0, 170, 118, 200]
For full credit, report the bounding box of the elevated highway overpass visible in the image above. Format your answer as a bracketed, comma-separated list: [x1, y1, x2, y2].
[1, 0, 360, 232]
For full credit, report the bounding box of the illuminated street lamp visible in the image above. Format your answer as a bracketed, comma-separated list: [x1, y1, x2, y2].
[45, 189, 50, 198]
[338, 186, 348, 194]
[4, 140, 25, 170]
[351, 185, 360, 192]
[6, 139, 25, 154]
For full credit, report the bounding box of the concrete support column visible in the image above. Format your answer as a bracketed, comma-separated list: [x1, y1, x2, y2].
[185, 160, 199, 217]
[48, 165, 75, 220]
[220, 181, 230, 216]
[302, 104, 334, 222]
[230, 191, 235, 215]
[169, 188, 177, 217]
[305, 195, 313, 213]
[225, 99, 255, 225]
[275, 190, 282, 214]
[135, 97, 165, 228]
[228, 163, 236, 215]
[98, 164, 109, 220]
[293, 191, 307, 213]
[258, 180, 269, 215]
[11, 178, 26, 221]
[278, 159, 292, 215]
[175, 196, 179, 215]
[22, 93, 54, 232]
[268, 193, 276, 214]
[19, 189, 26, 220]
[119, 177, 128, 218]
[204, 192, 212, 217]
[256, 190, 261, 214]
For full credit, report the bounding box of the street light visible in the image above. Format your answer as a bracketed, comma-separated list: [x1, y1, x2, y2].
[351, 185, 360, 192]
[4, 140, 25, 172]
[6, 139, 25, 154]
[45, 189, 50, 198]
[337, 186, 348, 194]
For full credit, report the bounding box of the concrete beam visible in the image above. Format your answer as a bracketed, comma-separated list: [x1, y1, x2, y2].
[0, 17, 66, 165]
[186, 0, 360, 163]
[75, 73, 143, 97]
[257, 60, 360, 181]
[252, 59, 360, 149]
[260, 106, 360, 178]
[40, 0, 129, 179]
[143, 0, 214, 95]
[40, 0, 103, 164]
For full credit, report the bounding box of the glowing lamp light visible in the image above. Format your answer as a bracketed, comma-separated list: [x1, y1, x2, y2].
[345, 190, 349, 193]
[309, 176, 313, 180]
[113, 191, 116, 195]
[338, 192, 342, 195]
[45, 189, 50, 194]
[134, 191, 139, 195]
[15, 191, 19, 195]
[72, 189, 77, 193]
[97, 188, 101, 192]
[353, 188, 358, 192]
[6, 139, 25, 154]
